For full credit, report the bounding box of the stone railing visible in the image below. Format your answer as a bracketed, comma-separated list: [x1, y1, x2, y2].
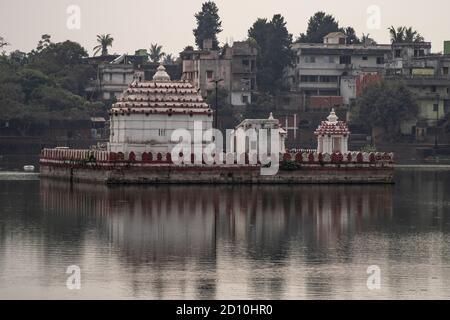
[40, 148, 394, 167]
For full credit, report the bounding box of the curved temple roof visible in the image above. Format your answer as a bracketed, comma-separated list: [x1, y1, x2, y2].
[314, 108, 350, 136]
[110, 65, 212, 116]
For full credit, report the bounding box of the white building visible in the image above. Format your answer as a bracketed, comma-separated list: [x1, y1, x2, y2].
[231, 113, 287, 155]
[314, 109, 350, 154]
[286, 32, 391, 105]
[108, 65, 213, 155]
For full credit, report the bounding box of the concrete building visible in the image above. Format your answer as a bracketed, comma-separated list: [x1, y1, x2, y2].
[108, 65, 212, 154]
[86, 52, 181, 101]
[286, 32, 391, 105]
[385, 48, 450, 139]
[181, 40, 257, 106]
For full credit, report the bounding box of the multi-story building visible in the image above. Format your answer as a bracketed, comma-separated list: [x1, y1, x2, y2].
[385, 47, 450, 139]
[286, 32, 391, 106]
[181, 40, 257, 106]
[86, 52, 181, 101]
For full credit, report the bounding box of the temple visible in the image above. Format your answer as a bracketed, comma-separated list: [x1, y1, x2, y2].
[314, 108, 349, 154]
[39, 65, 394, 184]
[108, 65, 212, 154]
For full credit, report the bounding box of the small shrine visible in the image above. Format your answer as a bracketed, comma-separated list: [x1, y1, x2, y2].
[314, 108, 350, 154]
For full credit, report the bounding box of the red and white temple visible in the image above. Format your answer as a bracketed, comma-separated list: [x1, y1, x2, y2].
[314, 108, 350, 154]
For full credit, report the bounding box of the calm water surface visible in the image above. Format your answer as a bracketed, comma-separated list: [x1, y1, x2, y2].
[0, 169, 449, 299]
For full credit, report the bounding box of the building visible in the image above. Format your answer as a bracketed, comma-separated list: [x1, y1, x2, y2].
[231, 113, 287, 155]
[287, 32, 391, 107]
[286, 32, 391, 106]
[107, 65, 213, 154]
[86, 52, 181, 101]
[181, 40, 257, 106]
[385, 43, 450, 139]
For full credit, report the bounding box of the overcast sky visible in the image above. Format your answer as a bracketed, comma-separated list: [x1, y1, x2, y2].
[1, 0, 449, 56]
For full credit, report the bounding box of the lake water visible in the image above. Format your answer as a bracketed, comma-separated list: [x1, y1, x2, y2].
[0, 169, 449, 299]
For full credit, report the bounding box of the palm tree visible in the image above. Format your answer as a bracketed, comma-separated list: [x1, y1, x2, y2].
[163, 53, 175, 64]
[0, 36, 10, 49]
[149, 43, 165, 63]
[388, 26, 405, 43]
[404, 27, 424, 42]
[361, 33, 377, 45]
[93, 34, 114, 56]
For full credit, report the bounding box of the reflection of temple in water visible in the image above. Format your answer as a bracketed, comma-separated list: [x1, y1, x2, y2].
[39, 179, 393, 298]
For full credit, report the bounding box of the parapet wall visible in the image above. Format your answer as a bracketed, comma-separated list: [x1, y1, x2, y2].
[40, 148, 394, 167]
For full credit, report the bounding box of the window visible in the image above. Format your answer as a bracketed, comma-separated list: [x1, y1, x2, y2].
[242, 95, 249, 104]
[320, 76, 338, 83]
[242, 59, 249, 66]
[362, 56, 368, 61]
[206, 70, 213, 79]
[158, 129, 166, 136]
[433, 104, 439, 112]
[394, 49, 401, 58]
[339, 55, 351, 64]
[123, 73, 127, 83]
[304, 56, 316, 63]
[109, 73, 113, 81]
[443, 67, 449, 75]
[301, 75, 318, 83]
[431, 86, 437, 93]
[328, 56, 335, 63]
[377, 57, 385, 64]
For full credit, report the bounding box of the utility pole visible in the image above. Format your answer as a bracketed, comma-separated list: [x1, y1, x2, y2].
[435, 94, 440, 151]
[210, 78, 223, 129]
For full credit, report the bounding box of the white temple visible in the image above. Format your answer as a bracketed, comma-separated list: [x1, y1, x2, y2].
[314, 108, 350, 154]
[108, 65, 213, 154]
[231, 112, 287, 155]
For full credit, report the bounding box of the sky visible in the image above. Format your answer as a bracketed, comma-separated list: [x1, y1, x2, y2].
[1, 0, 449, 56]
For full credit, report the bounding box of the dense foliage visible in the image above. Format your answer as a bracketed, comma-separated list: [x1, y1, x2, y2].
[0, 35, 104, 135]
[248, 14, 295, 94]
[355, 81, 419, 140]
[193, 1, 223, 50]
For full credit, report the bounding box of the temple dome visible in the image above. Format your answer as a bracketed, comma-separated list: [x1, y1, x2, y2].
[314, 108, 350, 136]
[153, 64, 171, 82]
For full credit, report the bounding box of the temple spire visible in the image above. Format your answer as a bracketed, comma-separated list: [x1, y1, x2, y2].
[153, 64, 171, 81]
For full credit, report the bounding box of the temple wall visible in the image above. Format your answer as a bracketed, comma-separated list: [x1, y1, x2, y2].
[40, 165, 393, 184]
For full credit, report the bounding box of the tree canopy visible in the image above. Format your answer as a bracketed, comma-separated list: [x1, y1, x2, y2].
[355, 81, 418, 140]
[149, 43, 165, 63]
[193, 1, 223, 50]
[388, 26, 424, 43]
[248, 14, 294, 93]
[93, 34, 114, 56]
[298, 11, 363, 44]
[0, 35, 104, 135]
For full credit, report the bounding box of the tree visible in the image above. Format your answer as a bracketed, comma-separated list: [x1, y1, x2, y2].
[0, 36, 9, 50]
[36, 34, 51, 52]
[355, 81, 418, 141]
[404, 27, 424, 42]
[163, 53, 175, 64]
[361, 33, 377, 45]
[149, 43, 165, 63]
[93, 34, 113, 56]
[248, 14, 294, 93]
[389, 26, 424, 43]
[298, 11, 340, 43]
[193, 1, 223, 50]
[344, 27, 360, 44]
